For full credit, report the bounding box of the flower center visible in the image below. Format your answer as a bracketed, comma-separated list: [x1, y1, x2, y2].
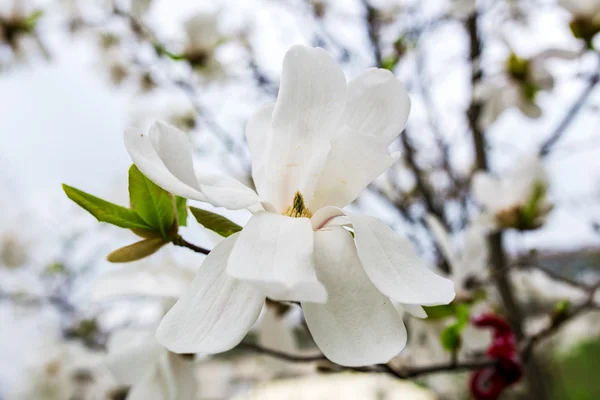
[282, 191, 313, 218]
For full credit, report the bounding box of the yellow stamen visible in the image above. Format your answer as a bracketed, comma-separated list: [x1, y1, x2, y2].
[282, 191, 313, 218]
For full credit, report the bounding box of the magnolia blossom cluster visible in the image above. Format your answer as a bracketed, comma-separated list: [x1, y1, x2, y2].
[124, 44, 456, 367]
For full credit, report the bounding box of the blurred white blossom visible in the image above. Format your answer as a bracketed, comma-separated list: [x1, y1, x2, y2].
[472, 155, 552, 230]
[475, 48, 579, 129]
[106, 331, 197, 400]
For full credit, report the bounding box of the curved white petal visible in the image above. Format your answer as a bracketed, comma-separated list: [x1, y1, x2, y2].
[302, 227, 407, 367]
[455, 223, 489, 288]
[124, 122, 261, 210]
[124, 123, 205, 200]
[185, 12, 219, 51]
[126, 363, 171, 400]
[472, 171, 504, 212]
[258, 306, 298, 354]
[424, 214, 457, 271]
[106, 331, 164, 386]
[309, 128, 398, 210]
[349, 214, 455, 306]
[311, 206, 348, 230]
[267, 45, 347, 211]
[394, 302, 428, 319]
[126, 351, 196, 400]
[227, 211, 327, 303]
[156, 233, 265, 354]
[168, 353, 198, 400]
[246, 103, 275, 199]
[343, 68, 411, 144]
[509, 155, 546, 204]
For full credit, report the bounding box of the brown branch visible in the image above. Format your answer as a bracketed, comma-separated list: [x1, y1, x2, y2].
[539, 65, 600, 157]
[515, 262, 596, 291]
[464, 10, 551, 399]
[400, 129, 446, 226]
[171, 235, 210, 255]
[361, 0, 382, 67]
[241, 342, 495, 379]
[521, 283, 600, 361]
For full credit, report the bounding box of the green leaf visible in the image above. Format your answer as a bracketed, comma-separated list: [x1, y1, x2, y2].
[522, 181, 547, 227]
[441, 325, 462, 351]
[189, 207, 242, 237]
[63, 184, 151, 229]
[23, 10, 43, 31]
[455, 303, 471, 329]
[381, 55, 399, 71]
[422, 304, 456, 320]
[175, 196, 188, 227]
[106, 238, 167, 263]
[128, 165, 175, 239]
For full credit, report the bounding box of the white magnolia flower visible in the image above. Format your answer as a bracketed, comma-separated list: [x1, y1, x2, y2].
[475, 48, 578, 129]
[472, 155, 551, 231]
[425, 215, 489, 292]
[106, 331, 197, 400]
[183, 12, 226, 80]
[124, 44, 455, 367]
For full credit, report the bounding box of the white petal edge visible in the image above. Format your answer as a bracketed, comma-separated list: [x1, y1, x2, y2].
[394, 302, 428, 319]
[106, 331, 165, 386]
[156, 233, 265, 354]
[227, 211, 327, 303]
[343, 68, 411, 144]
[309, 128, 398, 210]
[125, 122, 262, 210]
[349, 214, 456, 306]
[302, 227, 407, 367]
[245, 103, 275, 200]
[266, 45, 347, 211]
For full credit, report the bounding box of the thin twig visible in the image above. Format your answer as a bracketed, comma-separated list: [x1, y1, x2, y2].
[171, 235, 210, 255]
[539, 66, 600, 157]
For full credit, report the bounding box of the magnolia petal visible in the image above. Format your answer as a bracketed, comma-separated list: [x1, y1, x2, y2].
[124, 123, 205, 201]
[267, 45, 347, 211]
[106, 331, 165, 386]
[394, 302, 428, 319]
[258, 306, 298, 354]
[125, 122, 261, 210]
[246, 103, 275, 199]
[168, 353, 198, 400]
[309, 128, 398, 210]
[424, 214, 457, 271]
[311, 206, 348, 231]
[455, 223, 489, 288]
[472, 171, 504, 212]
[343, 68, 411, 144]
[302, 227, 407, 367]
[156, 233, 265, 354]
[349, 214, 455, 306]
[126, 363, 171, 400]
[227, 211, 327, 303]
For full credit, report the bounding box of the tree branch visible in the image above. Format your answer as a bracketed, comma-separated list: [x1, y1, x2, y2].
[539, 67, 600, 157]
[240, 342, 495, 379]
